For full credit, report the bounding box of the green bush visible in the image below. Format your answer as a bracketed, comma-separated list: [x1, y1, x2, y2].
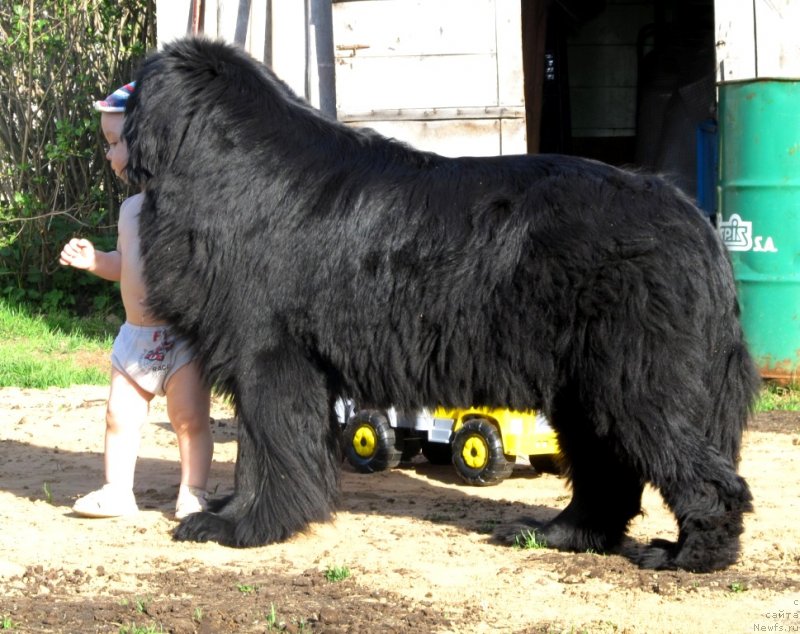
[0, 0, 156, 316]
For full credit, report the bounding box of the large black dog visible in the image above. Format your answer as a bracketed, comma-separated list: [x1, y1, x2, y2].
[124, 38, 759, 572]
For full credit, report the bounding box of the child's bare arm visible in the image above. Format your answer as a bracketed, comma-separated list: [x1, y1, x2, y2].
[59, 237, 122, 282]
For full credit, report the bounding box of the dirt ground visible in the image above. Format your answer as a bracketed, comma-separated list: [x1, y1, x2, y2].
[0, 386, 798, 633]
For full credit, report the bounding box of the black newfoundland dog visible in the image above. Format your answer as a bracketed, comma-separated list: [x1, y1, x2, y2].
[124, 38, 759, 572]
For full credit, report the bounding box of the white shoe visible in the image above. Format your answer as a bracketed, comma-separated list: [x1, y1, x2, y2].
[175, 485, 208, 520]
[72, 484, 138, 518]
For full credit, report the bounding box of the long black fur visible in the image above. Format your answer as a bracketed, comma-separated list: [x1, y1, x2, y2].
[124, 38, 760, 571]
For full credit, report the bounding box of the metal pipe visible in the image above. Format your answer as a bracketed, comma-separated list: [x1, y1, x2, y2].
[308, 0, 336, 119]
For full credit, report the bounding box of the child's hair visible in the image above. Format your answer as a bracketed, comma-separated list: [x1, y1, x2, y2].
[94, 82, 136, 113]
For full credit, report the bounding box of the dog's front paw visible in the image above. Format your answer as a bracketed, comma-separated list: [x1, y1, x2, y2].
[173, 511, 236, 545]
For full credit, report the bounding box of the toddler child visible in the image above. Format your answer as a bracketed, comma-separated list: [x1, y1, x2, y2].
[59, 82, 213, 519]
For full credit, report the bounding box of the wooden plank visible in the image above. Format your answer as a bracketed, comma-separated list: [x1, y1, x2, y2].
[332, 0, 527, 156]
[496, 0, 525, 107]
[716, 0, 800, 81]
[339, 106, 525, 122]
[344, 118, 526, 157]
[715, 0, 756, 81]
[347, 119, 504, 156]
[754, 0, 800, 79]
[336, 54, 499, 111]
[500, 118, 527, 155]
[333, 0, 496, 57]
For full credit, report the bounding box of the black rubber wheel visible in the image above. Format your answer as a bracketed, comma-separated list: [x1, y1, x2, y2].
[343, 411, 403, 473]
[451, 419, 515, 486]
[420, 438, 453, 465]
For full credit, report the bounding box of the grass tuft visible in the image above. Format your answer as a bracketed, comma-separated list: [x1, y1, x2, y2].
[513, 529, 548, 550]
[265, 603, 280, 631]
[324, 565, 351, 582]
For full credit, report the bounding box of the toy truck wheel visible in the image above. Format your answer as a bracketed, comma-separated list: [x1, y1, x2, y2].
[420, 439, 452, 465]
[451, 419, 515, 486]
[343, 411, 403, 473]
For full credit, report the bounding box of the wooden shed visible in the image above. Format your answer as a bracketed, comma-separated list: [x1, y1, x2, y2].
[157, 0, 531, 157]
[331, 0, 527, 157]
[154, 0, 797, 200]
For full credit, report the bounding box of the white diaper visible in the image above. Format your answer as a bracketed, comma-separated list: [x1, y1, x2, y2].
[111, 322, 194, 396]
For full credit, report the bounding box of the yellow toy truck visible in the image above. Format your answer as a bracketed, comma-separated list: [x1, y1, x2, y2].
[341, 405, 560, 486]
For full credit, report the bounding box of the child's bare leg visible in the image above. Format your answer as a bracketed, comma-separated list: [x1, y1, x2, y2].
[73, 369, 150, 517]
[104, 368, 152, 487]
[165, 361, 212, 516]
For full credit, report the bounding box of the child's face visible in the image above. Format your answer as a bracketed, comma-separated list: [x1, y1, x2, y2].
[101, 112, 129, 182]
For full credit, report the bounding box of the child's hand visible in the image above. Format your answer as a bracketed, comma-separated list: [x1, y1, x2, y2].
[59, 238, 96, 270]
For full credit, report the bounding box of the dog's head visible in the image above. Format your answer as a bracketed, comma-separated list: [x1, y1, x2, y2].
[124, 37, 293, 188]
[123, 42, 182, 187]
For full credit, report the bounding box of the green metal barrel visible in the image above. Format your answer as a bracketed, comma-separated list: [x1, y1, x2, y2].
[718, 80, 800, 381]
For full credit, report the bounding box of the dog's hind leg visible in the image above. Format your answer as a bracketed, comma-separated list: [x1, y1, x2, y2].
[625, 340, 755, 571]
[557, 377, 752, 571]
[495, 395, 751, 572]
[576, 363, 752, 571]
[173, 344, 341, 546]
[494, 391, 645, 554]
[632, 424, 752, 572]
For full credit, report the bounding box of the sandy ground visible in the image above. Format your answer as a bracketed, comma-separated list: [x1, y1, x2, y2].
[0, 385, 798, 633]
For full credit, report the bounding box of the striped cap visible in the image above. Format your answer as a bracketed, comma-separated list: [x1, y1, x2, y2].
[93, 82, 136, 113]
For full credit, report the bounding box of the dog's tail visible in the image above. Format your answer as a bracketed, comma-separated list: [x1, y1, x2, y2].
[705, 302, 761, 465]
